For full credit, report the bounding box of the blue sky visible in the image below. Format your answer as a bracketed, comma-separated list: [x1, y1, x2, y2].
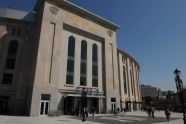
[1, 0, 186, 91]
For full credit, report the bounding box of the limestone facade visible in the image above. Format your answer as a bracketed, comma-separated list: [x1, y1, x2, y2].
[118, 49, 141, 111]
[0, 0, 141, 116]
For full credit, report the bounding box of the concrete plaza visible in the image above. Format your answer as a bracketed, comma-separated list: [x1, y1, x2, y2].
[0, 111, 184, 124]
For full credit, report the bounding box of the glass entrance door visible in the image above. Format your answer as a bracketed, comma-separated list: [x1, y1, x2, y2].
[40, 100, 50, 115]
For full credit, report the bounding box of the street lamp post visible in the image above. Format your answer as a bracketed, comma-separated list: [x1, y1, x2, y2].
[81, 88, 87, 122]
[174, 68, 186, 124]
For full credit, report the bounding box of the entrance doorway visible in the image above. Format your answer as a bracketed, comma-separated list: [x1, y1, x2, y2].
[90, 98, 99, 113]
[40, 94, 50, 116]
[64, 97, 99, 115]
[0, 96, 10, 115]
[111, 98, 116, 112]
[40, 100, 50, 115]
[64, 97, 74, 115]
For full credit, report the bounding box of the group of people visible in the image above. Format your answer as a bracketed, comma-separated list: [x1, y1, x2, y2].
[114, 107, 127, 116]
[67, 106, 96, 118]
[66, 107, 79, 116]
[146, 107, 171, 121]
[147, 107, 155, 119]
[70, 106, 171, 122]
[82, 107, 96, 117]
[81, 107, 96, 121]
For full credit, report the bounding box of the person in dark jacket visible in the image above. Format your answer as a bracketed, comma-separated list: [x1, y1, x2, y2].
[165, 108, 171, 121]
[91, 107, 95, 117]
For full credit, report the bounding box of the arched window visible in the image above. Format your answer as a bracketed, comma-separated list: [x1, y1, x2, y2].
[5, 40, 19, 69]
[123, 66, 127, 94]
[66, 36, 75, 85]
[81, 41, 87, 60]
[92, 44, 98, 63]
[68, 36, 75, 57]
[92, 44, 98, 87]
[130, 70, 134, 95]
[80, 40, 87, 86]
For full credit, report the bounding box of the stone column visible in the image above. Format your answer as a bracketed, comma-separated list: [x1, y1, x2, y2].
[126, 58, 132, 101]
[99, 98, 103, 113]
[74, 36, 81, 86]
[131, 102, 134, 112]
[132, 63, 137, 100]
[87, 42, 92, 87]
[98, 43, 103, 91]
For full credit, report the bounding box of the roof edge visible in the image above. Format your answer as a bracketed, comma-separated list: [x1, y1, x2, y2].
[117, 48, 140, 68]
[34, 0, 120, 31]
[0, 8, 36, 23]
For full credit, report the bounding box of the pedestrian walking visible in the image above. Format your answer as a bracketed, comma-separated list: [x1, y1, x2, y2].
[124, 108, 127, 114]
[82, 107, 86, 122]
[85, 107, 88, 117]
[165, 108, 171, 121]
[147, 107, 152, 119]
[91, 107, 95, 117]
[114, 108, 117, 116]
[117, 108, 120, 115]
[121, 108, 124, 114]
[151, 107, 155, 119]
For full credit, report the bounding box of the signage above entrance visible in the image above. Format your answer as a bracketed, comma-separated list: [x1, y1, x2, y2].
[75, 87, 102, 96]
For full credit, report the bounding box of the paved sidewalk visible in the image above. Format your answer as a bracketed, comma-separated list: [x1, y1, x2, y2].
[91, 111, 184, 124]
[125, 111, 183, 124]
[0, 111, 184, 124]
[125, 111, 183, 118]
[152, 119, 183, 124]
[0, 115, 103, 124]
